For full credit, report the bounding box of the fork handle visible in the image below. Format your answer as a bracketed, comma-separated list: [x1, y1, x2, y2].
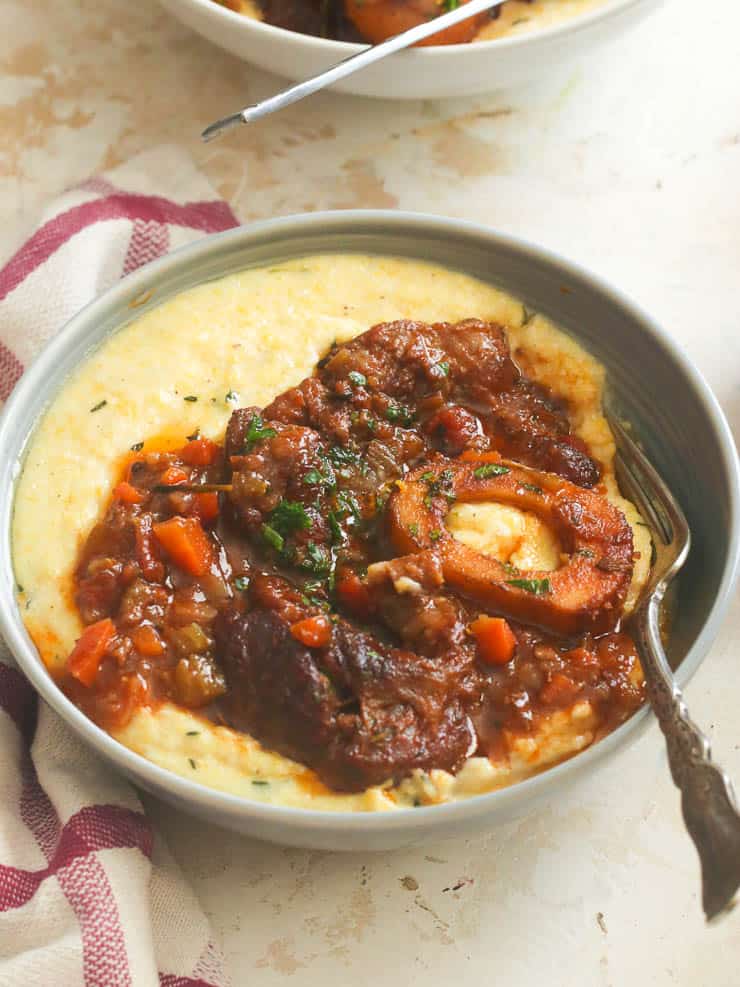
[636, 599, 740, 920]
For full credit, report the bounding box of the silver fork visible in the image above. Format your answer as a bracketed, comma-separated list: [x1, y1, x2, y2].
[607, 410, 740, 921]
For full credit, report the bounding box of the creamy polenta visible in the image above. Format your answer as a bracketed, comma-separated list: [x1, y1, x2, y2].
[13, 254, 650, 811]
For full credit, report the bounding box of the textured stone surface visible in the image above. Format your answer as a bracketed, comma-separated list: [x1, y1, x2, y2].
[3, 0, 740, 982]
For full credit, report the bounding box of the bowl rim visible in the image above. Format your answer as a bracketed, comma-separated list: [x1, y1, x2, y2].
[174, 0, 651, 57]
[1, 208, 738, 834]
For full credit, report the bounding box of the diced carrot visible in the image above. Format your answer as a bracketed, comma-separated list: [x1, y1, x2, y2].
[290, 615, 332, 648]
[336, 571, 373, 616]
[160, 466, 189, 486]
[469, 615, 517, 666]
[459, 450, 503, 464]
[113, 481, 146, 505]
[67, 618, 116, 687]
[180, 436, 220, 467]
[189, 491, 220, 524]
[539, 672, 579, 706]
[152, 516, 213, 577]
[131, 624, 166, 657]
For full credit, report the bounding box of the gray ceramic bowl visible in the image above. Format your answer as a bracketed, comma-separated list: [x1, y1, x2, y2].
[1, 212, 738, 850]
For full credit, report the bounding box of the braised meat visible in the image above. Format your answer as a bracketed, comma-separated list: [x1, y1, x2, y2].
[63, 318, 644, 793]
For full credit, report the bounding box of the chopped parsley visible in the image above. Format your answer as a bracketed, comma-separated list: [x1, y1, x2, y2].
[521, 482, 543, 494]
[408, 522, 419, 537]
[252, 779, 269, 787]
[243, 414, 277, 450]
[303, 467, 335, 490]
[184, 395, 198, 403]
[188, 758, 197, 770]
[261, 524, 285, 552]
[421, 468, 456, 507]
[521, 305, 537, 326]
[576, 548, 595, 558]
[269, 499, 311, 536]
[225, 390, 238, 403]
[130, 441, 144, 452]
[90, 399, 107, 413]
[366, 417, 377, 433]
[186, 428, 200, 442]
[435, 361, 450, 377]
[348, 370, 367, 387]
[429, 529, 443, 542]
[329, 444, 361, 468]
[328, 510, 344, 544]
[186, 730, 200, 737]
[443, 0, 459, 9]
[473, 463, 510, 479]
[506, 577, 551, 596]
[15, 583, 23, 594]
[385, 403, 415, 426]
[336, 490, 361, 520]
[234, 576, 249, 591]
[301, 542, 331, 575]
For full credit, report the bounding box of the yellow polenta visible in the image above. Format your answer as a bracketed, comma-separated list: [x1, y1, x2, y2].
[12, 254, 649, 811]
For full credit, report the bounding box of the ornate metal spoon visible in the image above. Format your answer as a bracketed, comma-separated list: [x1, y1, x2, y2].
[202, 0, 508, 141]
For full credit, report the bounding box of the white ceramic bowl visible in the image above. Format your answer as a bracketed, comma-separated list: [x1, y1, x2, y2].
[1, 211, 738, 851]
[159, 0, 663, 99]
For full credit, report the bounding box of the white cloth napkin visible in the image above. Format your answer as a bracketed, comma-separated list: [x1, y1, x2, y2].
[0, 146, 238, 987]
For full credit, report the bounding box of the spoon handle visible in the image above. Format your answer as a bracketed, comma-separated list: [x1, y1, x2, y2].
[202, 0, 508, 140]
[636, 596, 740, 921]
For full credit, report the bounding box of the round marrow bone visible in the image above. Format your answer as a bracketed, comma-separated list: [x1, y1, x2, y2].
[388, 455, 634, 636]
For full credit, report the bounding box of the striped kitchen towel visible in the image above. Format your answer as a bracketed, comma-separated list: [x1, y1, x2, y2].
[0, 146, 238, 987]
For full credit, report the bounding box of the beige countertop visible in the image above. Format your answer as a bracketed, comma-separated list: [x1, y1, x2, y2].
[3, 0, 740, 983]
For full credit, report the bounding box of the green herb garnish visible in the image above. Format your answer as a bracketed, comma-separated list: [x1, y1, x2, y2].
[186, 428, 200, 442]
[521, 305, 537, 326]
[234, 576, 249, 591]
[348, 370, 367, 387]
[225, 390, 238, 403]
[435, 361, 450, 377]
[244, 415, 277, 450]
[270, 499, 311, 536]
[90, 399, 107, 413]
[184, 395, 198, 403]
[186, 730, 200, 737]
[421, 468, 456, 507]
[188, 758, 197, 769]
[385, 403, 415, 426]
[329, 444, 361, 468]
[443, 0, 459, 9]
[506, 577, 551, 596]
[336, 490, 361, 520]
[408, 523, 419, 537]
[328, 511, 344, 544]
[303, 467, 335, 490]
[521, 482, 543, 494]
[429, 529, 442, 542]
[261, 524, 285, 552]
[130, 441, 144, 452]
[473, 463, 510, 479]
[252, 779, 269, 787]
[301, 542, 331, 575]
